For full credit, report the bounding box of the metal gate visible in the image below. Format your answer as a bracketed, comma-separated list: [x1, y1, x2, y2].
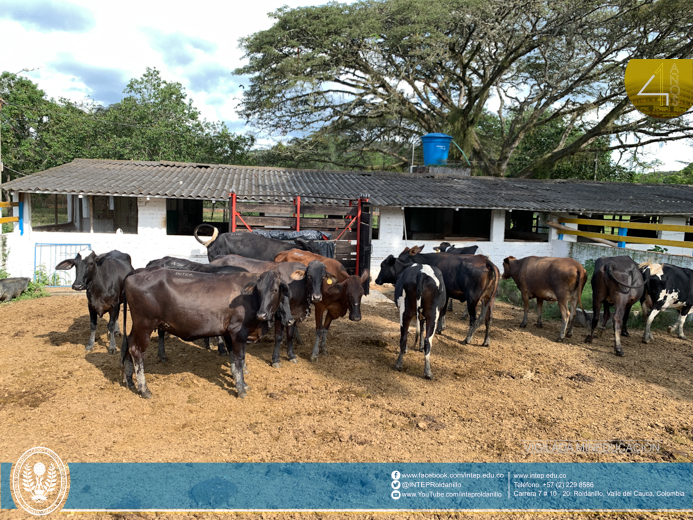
[34, 243, 91, 287]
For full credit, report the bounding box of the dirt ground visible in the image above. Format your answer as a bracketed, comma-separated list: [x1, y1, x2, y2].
[1, 287, 692, 520]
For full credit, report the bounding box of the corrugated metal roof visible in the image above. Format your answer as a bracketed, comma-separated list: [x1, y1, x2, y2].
[3, 158, 693, 215]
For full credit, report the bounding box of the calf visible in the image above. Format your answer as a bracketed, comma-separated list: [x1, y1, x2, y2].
[394, 264, 447, 379]
[378, 251, 499, 346]
[639, 262, 693, 343]
[122, 268, 293, 398]
[211, 254, 327, 367]
[194, 225, 320, 262]
[274, 249, 349, 282]
[585, 256, 644, 356]
[56, 250, 133, 353]
[502, 256, 587, 342]
[311, 269, 370, 362]
[0, 277, 30, 302]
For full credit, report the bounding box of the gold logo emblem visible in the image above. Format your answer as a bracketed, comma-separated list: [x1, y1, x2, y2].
[12, 447, 69, 515]
[624, 59, 692, 118]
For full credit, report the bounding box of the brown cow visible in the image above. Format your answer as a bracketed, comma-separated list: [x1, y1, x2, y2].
[275, 249, 348, 282]
[502, 256, 588, 342]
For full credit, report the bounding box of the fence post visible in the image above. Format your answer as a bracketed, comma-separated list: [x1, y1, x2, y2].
[357, 194, 371, 295]
[229, 191, 237, 232]
[618, 227, 627, 248]
[18, 201, 23, 236]
[294, 196, 301, 232]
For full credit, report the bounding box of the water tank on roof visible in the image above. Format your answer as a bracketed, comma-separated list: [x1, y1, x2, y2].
[421, 133, 453, 166]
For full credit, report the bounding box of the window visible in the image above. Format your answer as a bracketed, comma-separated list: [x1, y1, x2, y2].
[403, 208, 491, 240]
[166, 199, 229, 236]
[504, 211, 549, 242]
[32, 194, 137, 233]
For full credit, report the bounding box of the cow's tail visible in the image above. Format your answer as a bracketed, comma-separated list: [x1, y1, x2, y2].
[606, 263, 644, 292]
[120, 272, 134, 366]
[576, 265, 590, 333]
[476, 260, 498, 325]
[193, 224, 219, 247]
[416, 269, 426, 309]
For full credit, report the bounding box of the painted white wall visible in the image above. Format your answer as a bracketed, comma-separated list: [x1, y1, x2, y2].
[3, 197, 209, 279]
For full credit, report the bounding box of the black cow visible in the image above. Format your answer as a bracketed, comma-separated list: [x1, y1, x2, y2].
[639, 262, 693, 343]
[122, 268, 293, 398]
[0, 277, 30, 302]
[211, 254, 328, 367]
[394, 263, 447, 379]
[585, 256, 644, 356]
[376, 250, 498, 346]
[433, 242, 480, 255]
[194, 224, 320, 262]
[145, 257, 249, 359]
[56, 250, 133, 353]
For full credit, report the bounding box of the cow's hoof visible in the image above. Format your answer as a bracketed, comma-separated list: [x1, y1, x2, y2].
[536, 323, 543, 329]
[519, 323, 527, 329]
[460, 339, 469, 345]
[615, 349, 625, 357]
[310, 356, 318, 363]
[555, 337, 564, 343]
[84, 344, 95, 352]
[678, 334, 687, 340]
[140, 390, 152, 399]
[642, 337, 650, 344]
[621, 330, 630, 337]
[566, 331, 573, 337]
[584, 336, 593, 344]
[237, 391, 247, 399]
[108, 347, 118, 355]
[158, 356, 167, 363]
[394, 364, 403, 372]
[271, 362, 281, 368]
[289, 357, 298, 364]
[424, 373, 433, 380]
[481, 341, 490, 347]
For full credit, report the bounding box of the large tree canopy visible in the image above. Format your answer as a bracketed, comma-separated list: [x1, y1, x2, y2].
[236, 0, 693, 177]
[0, 68, 253, 180]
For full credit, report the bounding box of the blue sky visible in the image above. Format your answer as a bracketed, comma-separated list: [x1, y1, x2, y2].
[1, 0, 691, 170]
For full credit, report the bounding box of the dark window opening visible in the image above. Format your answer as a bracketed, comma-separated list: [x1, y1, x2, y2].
[686, 218, 693, 242]
[32, 194, 137, 233]
[167, 199, 229, 236]
[504, 211, 549, 242]
[404, 208, 491, 241]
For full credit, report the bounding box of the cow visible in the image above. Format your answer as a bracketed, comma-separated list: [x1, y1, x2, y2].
[433, 242, 480, 255]
[393, 263, 447, 379]
[274, 249, 349, 282]
[121, 268, 293, 398]
[194, 224, 320, 262]
[211, 254, 328, 367]
[145, 257, 249, 359]
[377, 250, 499, 346]
[502, 256, 588, 342]
[639, 262, 693, 344]
[0, 277, 30, 302]
[55, 250, 133, 353]
[584, 256, 644, 356]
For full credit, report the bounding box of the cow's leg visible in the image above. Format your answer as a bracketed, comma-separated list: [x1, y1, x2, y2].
[520, 292, 530, 328]
[673, 306, 690, 339]
[157, 328, 167, 362]
[418, 316, 426, 351]
[228, 333, 248, 398]
[286, 323, 298, 363]
[311, 307, 325, 363]
[107, 306, 119, 355]
[203, 337, 211, 350]
[320, 314, 334, 355]
[566, 292, 580, 337]
[129, 332, 152, 399]
[447, 299, 454, 312]
[85, 303, 98, 351]
[621, 303, 633, 337]
[460, 301, 469, 319]
[272, 320, 283, 368]
[438, 298, 448, 332]
[462, 297, 481, 345]
[535, 299, 544, 328]
[612, 302, 627, 356]
[122, 334, 135, 390]
[481, 297, 494, 347]
[643, 304, 662, 343]
[556, 299, 570, 342]
[423, 308, 438, 380]
[395, 304, 416, 372]
[114, 311, 121, 337]
[292, 323, 303, 346]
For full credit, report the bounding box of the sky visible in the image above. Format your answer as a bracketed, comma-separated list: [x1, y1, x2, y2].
[1, 0, 691, 172]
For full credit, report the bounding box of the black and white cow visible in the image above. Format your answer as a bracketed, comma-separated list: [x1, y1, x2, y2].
[433, 242, 481, 255]
[56, 250, 134, 353]
[394, 263, 446, 379]
[640, 262, 693, 343]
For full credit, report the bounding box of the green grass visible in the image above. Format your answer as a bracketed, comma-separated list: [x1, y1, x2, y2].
[31, 206, 69, 227]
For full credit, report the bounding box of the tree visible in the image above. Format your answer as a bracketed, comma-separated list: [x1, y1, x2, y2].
[0, 68, 253, 180]
[235, 0, 693, 177]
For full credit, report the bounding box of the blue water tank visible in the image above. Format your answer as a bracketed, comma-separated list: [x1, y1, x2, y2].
[421, 133, 453, 165]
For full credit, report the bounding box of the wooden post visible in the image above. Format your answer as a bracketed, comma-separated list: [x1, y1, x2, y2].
[294, 196, 301, 231]
[357, 195, 372, 295]
[89, 195, 94, 233]
[230, 191, 237, 232]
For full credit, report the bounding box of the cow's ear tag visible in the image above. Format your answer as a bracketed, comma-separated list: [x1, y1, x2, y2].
[326, 278, 333, 284]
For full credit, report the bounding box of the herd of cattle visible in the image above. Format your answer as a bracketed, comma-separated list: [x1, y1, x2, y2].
[19, 226, 689, 399]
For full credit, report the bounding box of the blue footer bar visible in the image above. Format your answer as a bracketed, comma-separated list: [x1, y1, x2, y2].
[2, 462, 691, 511]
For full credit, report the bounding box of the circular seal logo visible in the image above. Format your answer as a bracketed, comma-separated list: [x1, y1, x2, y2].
[12, 447, 69, 516]
[625, 59, 693, 119]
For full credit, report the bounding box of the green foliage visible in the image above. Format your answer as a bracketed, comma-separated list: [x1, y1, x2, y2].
[0, 236, 8, 279]
[1, 68, 254, 179]
[648, 245, 669, 253]
[638, 162, 693, 185]
[0, 266, 51, 304]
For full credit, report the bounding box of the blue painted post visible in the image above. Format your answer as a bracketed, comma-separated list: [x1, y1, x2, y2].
[18, 201, 23, 236]
[618, 227, 627, 248]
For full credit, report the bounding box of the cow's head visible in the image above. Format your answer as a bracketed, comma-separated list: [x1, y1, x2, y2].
[375, 255, 397, 285]
[304, 260, 326, 303]
[433, 242, 452, 252]
[294, 238, 321, 254]
[55, 250, 97, 291]
[501, 256, 517, 280]
[243, 270, 292, 324]
[327, 269, 369, 322]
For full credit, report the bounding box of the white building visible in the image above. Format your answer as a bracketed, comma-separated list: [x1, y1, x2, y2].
[2, 159, 693, 283]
